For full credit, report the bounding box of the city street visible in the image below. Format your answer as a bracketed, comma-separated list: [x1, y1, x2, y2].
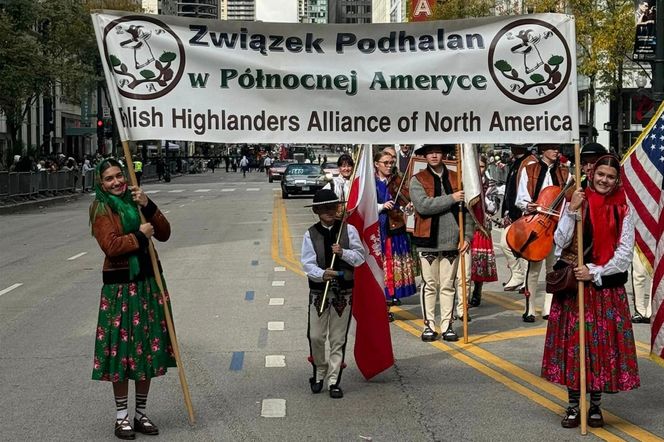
[1, 170, 663, 441]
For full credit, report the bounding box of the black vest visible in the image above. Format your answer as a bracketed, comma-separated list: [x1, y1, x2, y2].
[307, 221, 355, 290]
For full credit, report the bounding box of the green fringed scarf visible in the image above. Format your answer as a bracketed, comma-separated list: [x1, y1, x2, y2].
[90, 160, 142, 279]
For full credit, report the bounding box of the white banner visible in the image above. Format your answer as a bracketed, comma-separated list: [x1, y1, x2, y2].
[91, 11, 579, 144]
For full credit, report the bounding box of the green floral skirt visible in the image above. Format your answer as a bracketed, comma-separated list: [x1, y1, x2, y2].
[92, 276, 176, 382]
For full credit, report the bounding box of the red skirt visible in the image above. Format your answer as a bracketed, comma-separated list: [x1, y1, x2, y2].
[470, 230, 497, 282]
[541, 285, 640, 392]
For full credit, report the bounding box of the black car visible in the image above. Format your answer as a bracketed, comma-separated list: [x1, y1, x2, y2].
[281, 163, 328, 199]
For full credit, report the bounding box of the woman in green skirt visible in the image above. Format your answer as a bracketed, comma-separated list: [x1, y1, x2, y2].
[90, 158, 175, 439]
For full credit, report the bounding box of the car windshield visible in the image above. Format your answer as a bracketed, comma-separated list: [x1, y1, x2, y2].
[272, 161, 290, 167]
[322, 163, 337, 169]
[286, 165, 321, 176]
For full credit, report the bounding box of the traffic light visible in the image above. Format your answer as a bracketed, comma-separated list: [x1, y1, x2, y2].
[97, 119, 104, 140]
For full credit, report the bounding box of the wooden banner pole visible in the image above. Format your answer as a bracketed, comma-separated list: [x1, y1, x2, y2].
[573, 142, 587, 435]
[121, 140, 196, 425]
[456, 144, 469, 344]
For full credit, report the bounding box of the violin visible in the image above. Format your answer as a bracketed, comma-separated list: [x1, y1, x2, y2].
[506, 180, 575, 262]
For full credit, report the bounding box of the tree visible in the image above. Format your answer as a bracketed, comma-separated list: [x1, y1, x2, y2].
[526, 0, 635, 152]
[0, 0, 142, 167]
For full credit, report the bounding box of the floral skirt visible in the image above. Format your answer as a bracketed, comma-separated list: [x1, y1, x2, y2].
[383, 232, 417, 300]
[92, 276, 176, 382]
[541, 285, 640, 392]
[470, 230, 497, 282]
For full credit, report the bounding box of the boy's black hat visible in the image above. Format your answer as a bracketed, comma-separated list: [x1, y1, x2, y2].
[305, 189, 340, 207]
[580, 142, 608, 157]
[414, 144, 456, 156]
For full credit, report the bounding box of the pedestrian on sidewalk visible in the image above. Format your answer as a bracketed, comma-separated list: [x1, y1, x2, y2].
[89, 158, 175, 439]
[301, 189, 365, 399]
[542, 154, 639, 429]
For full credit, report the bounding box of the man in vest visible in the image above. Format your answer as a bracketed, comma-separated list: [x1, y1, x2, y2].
[499, 144, 538, 292]
[396, 144, 414, 175]
[301, 189, 365, 398]
[579, 142, 608, 189]
[410, 144, 474, 342]
[515, 143, 571, 322]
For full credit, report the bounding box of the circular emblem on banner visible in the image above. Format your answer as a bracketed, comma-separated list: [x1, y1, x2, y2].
[488, 19, 572, 105]
[102, 16, 185, 100]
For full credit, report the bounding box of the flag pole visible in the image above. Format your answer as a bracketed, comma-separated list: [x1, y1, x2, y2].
[121, 140, 196, 425]
[456, 144, 469, 344]
[573, 141, 587, 435]
[318, 144, 364, 314]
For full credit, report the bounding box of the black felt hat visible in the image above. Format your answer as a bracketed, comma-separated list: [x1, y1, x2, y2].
[581, 142, 608, 157]
[305, 189, 340, 207]
[414, 144, 456, 156]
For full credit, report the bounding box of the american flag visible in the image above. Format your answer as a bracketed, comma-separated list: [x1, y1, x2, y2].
[621, 101, 664, 363]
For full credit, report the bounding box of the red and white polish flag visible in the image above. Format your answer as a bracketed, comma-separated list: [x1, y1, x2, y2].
[346, 144, 394, 380]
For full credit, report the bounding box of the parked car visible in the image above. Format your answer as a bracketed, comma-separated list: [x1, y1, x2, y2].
[268, 160, 293, 183]
[321, 162, 339, 180]
[281, 164, 327, 199]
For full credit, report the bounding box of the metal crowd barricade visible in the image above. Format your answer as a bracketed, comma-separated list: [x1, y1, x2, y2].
[0, 170, 80, 201]
[0, 172, 9, 198]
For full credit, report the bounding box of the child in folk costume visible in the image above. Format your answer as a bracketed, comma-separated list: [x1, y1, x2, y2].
[89, 159, 175, 439]
[301, 189, 365, 399]
[542, 155, 639, 428]
[374, 150, 418, 321]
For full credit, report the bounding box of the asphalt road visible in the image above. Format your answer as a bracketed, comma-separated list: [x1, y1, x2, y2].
[1, 169, 662, 441]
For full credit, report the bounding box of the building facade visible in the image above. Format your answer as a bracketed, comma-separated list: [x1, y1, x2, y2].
[328, 0, 371, 23]
[161, 0, 219, 18]
[300, 0, 328, 23]
[372, 0, 405, 23]
[225, 0, 255, 20]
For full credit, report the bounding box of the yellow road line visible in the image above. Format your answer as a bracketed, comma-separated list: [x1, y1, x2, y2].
[392, 306, 659, 441]
[391, 317, 624, 442]
[271, 196, 304, 276]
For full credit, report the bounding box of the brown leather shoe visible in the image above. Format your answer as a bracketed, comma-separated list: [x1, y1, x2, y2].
[114, 417, 136, 440]
[561, 407, 580, 428]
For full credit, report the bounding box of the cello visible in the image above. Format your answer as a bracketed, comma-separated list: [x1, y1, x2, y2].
[506, 179, 575, 262]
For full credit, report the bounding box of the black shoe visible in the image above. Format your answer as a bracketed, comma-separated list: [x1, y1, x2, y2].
[421, 327, 439, 342]
[115, 417, 136, 440]
[329, 385, 343, 399]
[309, 376, 324, 394]
[390, 297, 402, 306]
[388, 312, 395, 322]
[542, 315, 549, 320]
[632, 313, 651, 324]
[561, 407, 580, 428]
[469, 294, 481, 308]
[522, 314, 536, 323]
[588, 405, 604, 428]
[457, 315, 471, 322]
[133, 413, 159, 436]
[442, 328, 459, 342]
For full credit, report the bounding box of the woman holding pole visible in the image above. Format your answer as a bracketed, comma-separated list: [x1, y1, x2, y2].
[541, 155, 639, 429]
[90, 158, 175, 439]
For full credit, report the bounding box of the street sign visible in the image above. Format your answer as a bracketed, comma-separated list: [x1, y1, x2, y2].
[102, 106, 110, 118]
